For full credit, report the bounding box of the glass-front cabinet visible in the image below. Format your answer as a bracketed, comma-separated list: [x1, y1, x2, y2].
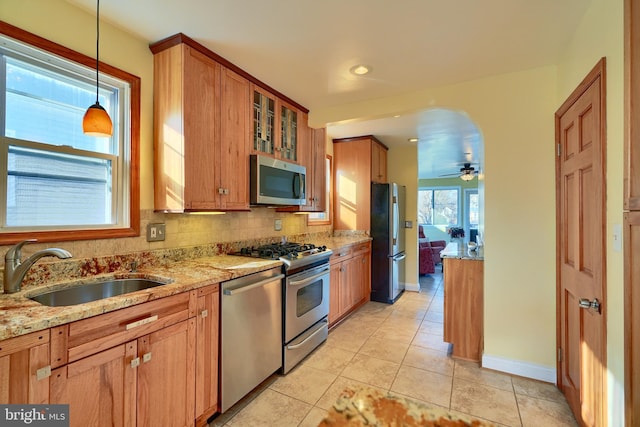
[279, 102, 298, 162]
[253, 87, 275, 155]
[251, 85, 299, 163]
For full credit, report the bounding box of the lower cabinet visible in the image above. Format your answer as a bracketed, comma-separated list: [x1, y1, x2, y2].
[195, 284, 220, 427]
[0, 330, 50, 404]
[443, 257, 484, 362]
[43, 284, 219, 427]
[329, 241, 371, 327]
[50, 318, 196, 427]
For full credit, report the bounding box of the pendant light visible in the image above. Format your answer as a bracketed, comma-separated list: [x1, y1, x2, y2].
[82, 0, 112, 137]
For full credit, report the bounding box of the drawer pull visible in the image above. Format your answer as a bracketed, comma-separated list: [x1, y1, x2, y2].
[131, 357, 140, 368]
[125, 315, 158, 330]
[201, 309, 209, 318]
[36, 365, 51, 380]
[142, 352, 152, 363]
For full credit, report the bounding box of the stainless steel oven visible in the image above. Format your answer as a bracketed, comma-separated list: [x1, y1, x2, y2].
[283, 262, 330, 373]
[235, 242, 332, 374]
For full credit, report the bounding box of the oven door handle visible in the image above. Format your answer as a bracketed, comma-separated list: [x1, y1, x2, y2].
[223, 274, 285, 296]
[288, 267, 329, 287]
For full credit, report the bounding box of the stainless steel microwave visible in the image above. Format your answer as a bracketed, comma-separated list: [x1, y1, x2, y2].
[250, 155, 306, 206]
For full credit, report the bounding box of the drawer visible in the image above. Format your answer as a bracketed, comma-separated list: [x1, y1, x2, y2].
[330, 247, 353, 264]
[352, 242, 371, 256]
[52, 291, 196, 365]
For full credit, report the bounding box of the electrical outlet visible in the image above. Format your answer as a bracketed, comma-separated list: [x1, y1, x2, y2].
[147, 223, 166, 242]
[274, 219, 282, 231]
[404, 221, 413, 228]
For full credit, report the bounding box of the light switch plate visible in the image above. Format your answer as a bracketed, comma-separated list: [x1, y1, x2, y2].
[404, 221, 413, 228]
[147, 223, 166, 242]
[274, 219, 282, 231]
[613, 223, 622, 252]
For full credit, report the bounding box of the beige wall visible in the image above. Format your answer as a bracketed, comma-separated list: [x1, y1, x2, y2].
[0, 0, 331, 261]
[556, 0, 625, 423]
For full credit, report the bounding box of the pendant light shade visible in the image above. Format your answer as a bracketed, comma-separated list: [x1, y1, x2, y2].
[83, 0, 112, 137]
[83, 102, 113, 136]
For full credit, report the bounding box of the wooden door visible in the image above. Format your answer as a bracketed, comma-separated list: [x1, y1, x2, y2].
[0, 330, 50, 404]
[329, 261, 342, 325]
[218, 67, 250, 210]
[183, 45, 220, 210]
[50, 342, 137, 427]
[137, 319, 196, 427]
[195, 285, 220, 427]
[333, 138, 372, 231]
[339, 257, 355, 314]
[555, 58, 607, 427]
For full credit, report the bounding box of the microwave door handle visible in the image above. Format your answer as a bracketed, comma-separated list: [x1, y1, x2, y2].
[293, 173, 303, 198]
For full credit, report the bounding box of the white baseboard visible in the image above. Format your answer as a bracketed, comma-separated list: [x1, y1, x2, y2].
[404, 282, 420, 292]
[482, 354, 556, 384]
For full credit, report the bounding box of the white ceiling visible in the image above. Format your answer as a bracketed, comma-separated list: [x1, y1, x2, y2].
[67, 0, 591, 178]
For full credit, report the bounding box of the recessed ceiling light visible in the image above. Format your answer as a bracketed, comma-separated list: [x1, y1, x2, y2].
[350, 64, 371, 76]
[408, 138, 418, 143]
[393, 115, 401, 118]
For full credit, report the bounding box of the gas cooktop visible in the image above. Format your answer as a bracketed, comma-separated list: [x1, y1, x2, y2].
[237, 242, 332, 271]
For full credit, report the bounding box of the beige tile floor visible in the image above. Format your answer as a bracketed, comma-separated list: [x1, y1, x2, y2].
[211, 269, 578, 427]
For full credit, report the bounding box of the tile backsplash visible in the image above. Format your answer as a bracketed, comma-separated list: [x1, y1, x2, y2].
[0, 208, 333, 290]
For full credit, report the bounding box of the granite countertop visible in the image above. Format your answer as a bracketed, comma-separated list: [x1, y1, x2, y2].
[440, 242, 484, 261]
[319, 386, 494, 426]
[0, 235, 368, 342]
[0, 255, 281, 341]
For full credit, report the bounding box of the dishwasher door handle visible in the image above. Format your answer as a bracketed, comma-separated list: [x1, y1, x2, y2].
[223, 274, 284, 296]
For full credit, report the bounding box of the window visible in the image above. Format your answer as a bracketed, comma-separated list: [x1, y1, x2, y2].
[418, 187, 459, 226]
[0, 22, 140, 243]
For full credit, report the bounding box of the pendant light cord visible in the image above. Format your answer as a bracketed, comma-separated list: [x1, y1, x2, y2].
[95, 0, 100, 104]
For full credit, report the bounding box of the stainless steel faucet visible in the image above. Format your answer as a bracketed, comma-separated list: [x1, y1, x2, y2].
[3, 239, 72, 293]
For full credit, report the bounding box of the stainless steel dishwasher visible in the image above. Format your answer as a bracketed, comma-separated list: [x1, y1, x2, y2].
[221, 266, 284, 413]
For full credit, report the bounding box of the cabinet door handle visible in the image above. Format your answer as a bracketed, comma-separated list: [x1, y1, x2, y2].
[131, 357, 140, 368]
[125, 315, 158, 330]
[201, 309, 209, 318]
[142, 352, 152, 363]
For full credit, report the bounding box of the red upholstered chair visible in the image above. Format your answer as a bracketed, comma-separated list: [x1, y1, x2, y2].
[418, 226, 445, 274]
[419, 241, 435, 274]
[418, 225, 435, 274]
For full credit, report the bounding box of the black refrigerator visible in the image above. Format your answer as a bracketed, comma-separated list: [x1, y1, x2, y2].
[370, 182, 406, 303]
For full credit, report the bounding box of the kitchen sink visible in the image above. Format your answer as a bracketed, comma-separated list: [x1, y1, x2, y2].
[29, 278, 171, 307]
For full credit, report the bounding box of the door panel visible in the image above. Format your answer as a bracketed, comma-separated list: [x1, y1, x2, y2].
[556, 58, 606, 427]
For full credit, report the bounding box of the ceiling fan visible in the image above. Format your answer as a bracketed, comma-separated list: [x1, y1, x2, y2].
[439, 163, 479, 181]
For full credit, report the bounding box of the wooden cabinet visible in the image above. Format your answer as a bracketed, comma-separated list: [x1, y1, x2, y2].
[278, 126, 326, 213]
[333, 135, 389, 231]
[251, 86, 302, 163]
[371, 140, 388, 183]
[443, 257, 484, 361]
[329, 241, 371, 327]
[48, 291, 201, 427]
[195, 284, 220, 427]
[0, 330, 50, 404]
[152, 42, 249, 212]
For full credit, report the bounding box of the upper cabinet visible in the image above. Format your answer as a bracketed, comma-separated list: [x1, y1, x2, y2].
[251, 85, 301, 163]
[150, 33, 310, 211]
[151, 43, 249, 212]
[371, 140, 388, 183]
[333, 135, 388, 231]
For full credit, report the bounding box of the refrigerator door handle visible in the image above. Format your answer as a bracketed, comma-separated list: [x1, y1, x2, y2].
[389, 253, 406, 261]
[392, 200, 399, 246]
